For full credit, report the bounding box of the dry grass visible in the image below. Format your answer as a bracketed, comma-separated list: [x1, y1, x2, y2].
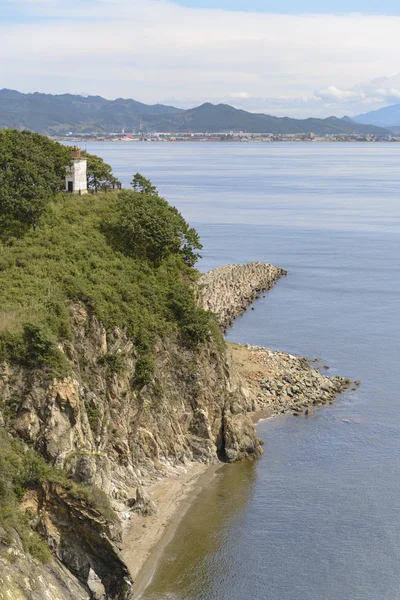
[0, 311, 20, 334]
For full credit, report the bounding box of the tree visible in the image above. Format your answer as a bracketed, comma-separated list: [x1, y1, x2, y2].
[115, 188, 202, 267]
[131, 173, 157, 195]
[82, 152, 120, 192]
[0, 129, 71, 229]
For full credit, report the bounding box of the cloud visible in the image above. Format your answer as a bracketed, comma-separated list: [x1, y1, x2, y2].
[2, 0, 400, 117]
[318, 86, 359, 101]
[230, 92, 251, 99]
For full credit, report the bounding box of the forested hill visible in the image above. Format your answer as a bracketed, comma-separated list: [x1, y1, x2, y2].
[0, 89, 183, 134]
[0, 88, 389, 136]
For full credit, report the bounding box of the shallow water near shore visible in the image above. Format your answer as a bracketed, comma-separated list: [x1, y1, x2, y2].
[82, 142, 400, 599]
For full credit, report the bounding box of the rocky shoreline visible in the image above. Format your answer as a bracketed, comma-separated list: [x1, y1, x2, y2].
[229, 343, 357, 418]
[198, 261, 356, 418]
[125, 265, 357, 595]
[0, 261, 357, 600]
[198, 262, 287, 329]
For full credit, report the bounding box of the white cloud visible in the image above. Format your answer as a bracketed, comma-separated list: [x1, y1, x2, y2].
[318, 86, 359, 101]
[2, 0, 400, 117]
[230, 92, 251, 99]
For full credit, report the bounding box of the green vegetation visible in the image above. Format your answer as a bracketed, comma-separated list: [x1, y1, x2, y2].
[0, 131, 217, 385]
[111, 177, 202, 267]
[0, 324, 69, 378]
[0, 129, 71, 230]
[131, 172, 158, 195]
[0, 427, 52, 562]
[0, 191, 214, 381]
[0, 131, 221, 564]
[84, 400, 101, 433]
[0, 427, 115, 562]
[83, 151, 121, 192]
[98, 352, 127, 375]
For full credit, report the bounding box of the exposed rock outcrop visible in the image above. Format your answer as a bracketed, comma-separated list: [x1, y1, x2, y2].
[1, 304, 261, 495]
[0, 260, 354, 599]
[0, 301, 262, 598]
[0, 482, 132, 600]
[0, 539, 90, 600]
[22, 482, 132, 600]
[198, 262, 287, 329]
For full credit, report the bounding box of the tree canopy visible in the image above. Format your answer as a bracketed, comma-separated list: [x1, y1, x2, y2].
[0, 129, 71, 229]
[83, 151, 120, 192]
[115, 182, 202, 267]
[131, 173, 157, 195]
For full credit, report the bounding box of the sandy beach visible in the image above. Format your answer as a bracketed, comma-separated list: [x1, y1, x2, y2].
[123, 462, 222, 598]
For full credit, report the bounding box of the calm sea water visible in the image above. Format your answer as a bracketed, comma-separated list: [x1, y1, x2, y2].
[83, 142, 400, 600]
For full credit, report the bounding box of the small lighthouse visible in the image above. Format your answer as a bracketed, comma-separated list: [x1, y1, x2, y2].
[65, 146, 88, 194]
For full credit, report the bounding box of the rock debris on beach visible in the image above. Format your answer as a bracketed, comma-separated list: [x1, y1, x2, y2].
[230, 344, 354, 417]
[198, 262, 287, 329]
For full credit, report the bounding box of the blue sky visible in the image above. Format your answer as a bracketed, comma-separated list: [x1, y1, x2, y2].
[1, 0, 400, 117]
[173, 0, 400, 14]
[3, 0, 400, 23]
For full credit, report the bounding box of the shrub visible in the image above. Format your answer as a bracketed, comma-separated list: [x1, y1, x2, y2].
[0, 325, 69, 378]
[0, 188, 218, 381]
[84, 400, 101, 433]
[0, 426, 117, 564]
[0, 130, 71, 229]
[112, 188, 202, 267]
[98, 352, 126, 375]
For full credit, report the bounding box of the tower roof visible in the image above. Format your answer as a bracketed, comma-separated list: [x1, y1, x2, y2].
[72, 145, 81, 159]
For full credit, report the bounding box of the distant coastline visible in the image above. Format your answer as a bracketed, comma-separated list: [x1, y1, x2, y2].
[55, 136, 399, 144]
[1, 89, 393, 140]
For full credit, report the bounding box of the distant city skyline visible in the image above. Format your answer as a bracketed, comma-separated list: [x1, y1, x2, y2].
[1, 0, 400, 118]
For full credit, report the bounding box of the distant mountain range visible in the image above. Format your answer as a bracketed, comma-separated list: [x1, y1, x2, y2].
[0, 89, 390, 136]
[353, 103, 400, 129]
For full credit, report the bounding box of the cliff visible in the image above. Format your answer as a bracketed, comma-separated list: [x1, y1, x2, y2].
[0, 481, 131, 600]
[2, 302, 261, 485]
[0, 181, 268, 600]
[0, 162, 352, 599]
[0, 303, 261, 598]
[0, 261, 355, 598]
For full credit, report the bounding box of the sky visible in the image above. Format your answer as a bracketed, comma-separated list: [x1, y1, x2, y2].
[2, 0, 400, 118]
[175, 1, 400, 14]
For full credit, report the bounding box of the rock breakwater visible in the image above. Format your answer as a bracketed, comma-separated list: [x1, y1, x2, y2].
[198, 262, 287, 329]
[230, 343, 355, 417]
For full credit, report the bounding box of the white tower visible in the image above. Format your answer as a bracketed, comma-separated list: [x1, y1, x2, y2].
[65, 146, 88, 194]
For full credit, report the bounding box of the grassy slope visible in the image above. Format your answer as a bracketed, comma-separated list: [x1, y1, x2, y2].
[0, 192, 214, 380]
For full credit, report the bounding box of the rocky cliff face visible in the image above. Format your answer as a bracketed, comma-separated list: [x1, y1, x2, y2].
[0, 302, 261, 598]
[0, 539, 89, 600]
[1, 482, 131, 600]
[0, 260, 354, 599]
[1, 303, 261, 492]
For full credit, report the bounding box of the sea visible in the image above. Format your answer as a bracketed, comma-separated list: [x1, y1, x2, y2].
[79, 142, 400, 600]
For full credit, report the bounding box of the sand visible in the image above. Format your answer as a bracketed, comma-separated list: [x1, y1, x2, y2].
[123, 462, 221, 598]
